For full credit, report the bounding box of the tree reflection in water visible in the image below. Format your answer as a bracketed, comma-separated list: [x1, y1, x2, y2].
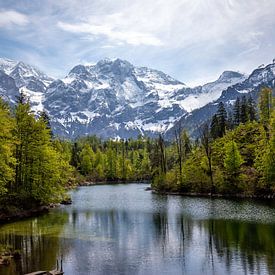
[0, 211, 69, 275]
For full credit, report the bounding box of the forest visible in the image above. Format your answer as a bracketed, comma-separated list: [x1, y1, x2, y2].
[152, 87, 275, 196]
[0, 87, 274, 214]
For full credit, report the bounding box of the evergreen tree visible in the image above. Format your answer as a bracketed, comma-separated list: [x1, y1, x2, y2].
[233, 97, 241, 127]
[40, 110, 53, 138]
[106, 147, 117, 180]
[210, 114, 219, 139]
[216, 102, 227, 137]
[200, 123, 214, 194]
[259, 87, 273, 139]
[240, 96, 249, 124]
[247, 95, 257, 121]
[260, 101, 275, 190]
[227, 110, 234, 130]
[71, 142, 80, 168]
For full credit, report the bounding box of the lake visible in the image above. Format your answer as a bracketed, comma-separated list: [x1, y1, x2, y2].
[0, 183, 275, 275]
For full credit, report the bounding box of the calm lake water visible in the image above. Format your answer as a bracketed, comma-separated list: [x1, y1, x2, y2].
[0, 183, 275, 275]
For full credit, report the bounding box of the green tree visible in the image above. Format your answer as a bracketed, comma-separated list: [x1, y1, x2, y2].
[13, 95, 70, 205]
[233, 97, 241, 127]
[0, 99, 15, 196]
[259, 87, 272, 139]
[217, 102, 227, 137]
[258, 106, 275, 191]
[201, 123, 214, 194]
[210, 114, 219, 139]
[247, 95, 256, 122]
[79, 143, 95, 176]
[224, 140, 243, 191]
[240, 96, 249, 124]
[106, 147, 117, 180]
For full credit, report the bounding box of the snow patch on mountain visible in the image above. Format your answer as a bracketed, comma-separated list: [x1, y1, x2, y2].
[178, 71, 246, 112]
[19, 87, 44, 113]
[1, 57, 263, 139]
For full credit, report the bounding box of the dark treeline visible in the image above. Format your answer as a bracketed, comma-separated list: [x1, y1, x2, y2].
[152, 87, 275, 196]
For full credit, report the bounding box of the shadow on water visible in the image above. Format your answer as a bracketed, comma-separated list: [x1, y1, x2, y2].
[176, 213, 275, 275]
[203, 219, 275, 275]
[0, 211, 69, 275]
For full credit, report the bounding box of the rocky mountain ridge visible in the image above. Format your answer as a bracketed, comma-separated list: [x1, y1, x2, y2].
[0, 57, 273, 139]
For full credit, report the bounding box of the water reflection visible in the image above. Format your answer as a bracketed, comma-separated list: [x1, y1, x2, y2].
[0, 184, 274, 275]
[0, 212, 68, 274]
[202, 219, 275, 274]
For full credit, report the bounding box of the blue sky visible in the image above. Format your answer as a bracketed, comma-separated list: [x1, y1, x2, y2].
[0, 0, 274, 86]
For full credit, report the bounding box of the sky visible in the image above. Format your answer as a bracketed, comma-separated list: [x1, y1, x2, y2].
[0, 0, 274, 86]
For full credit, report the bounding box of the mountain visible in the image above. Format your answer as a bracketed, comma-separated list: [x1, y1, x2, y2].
[44, 58, 187, 138]
[166, 62, 275, 138]
[173, 70, 246, 112]
[0, 70, 19, 104]
[43, 58, 246, 138]
[0, 57, 273, 139]
[0, 58, 53, 112]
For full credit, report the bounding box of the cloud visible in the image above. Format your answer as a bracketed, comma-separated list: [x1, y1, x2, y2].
[57, 19, 163, 46]
[0, 0, 274, 85]
[0, 10, 29, 27]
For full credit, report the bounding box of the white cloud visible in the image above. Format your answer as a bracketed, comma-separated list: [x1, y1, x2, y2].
[57, 19, 163, 46]
[1, 0, 274, 84]
[0, 10, 29, 27]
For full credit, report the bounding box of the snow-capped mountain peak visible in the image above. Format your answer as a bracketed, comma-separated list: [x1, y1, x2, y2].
[0, 58, 55, 112]
[1, 56, 273, 140]
[217, 71, 245, 82]
[0, 58, 18, 75]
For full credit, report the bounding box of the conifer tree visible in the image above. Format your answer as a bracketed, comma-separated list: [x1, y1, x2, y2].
[240, 96, 249, 124]
[40, 110, 53, 138]
[200, 123, 214, 194]
[260, 97, 275, 190]
[210, 114, 219, 139]
[247, 95, 256, 122]
[259, 87, 273, 139]
[217, 102, 227, 137]
[233, 97, 241, 127]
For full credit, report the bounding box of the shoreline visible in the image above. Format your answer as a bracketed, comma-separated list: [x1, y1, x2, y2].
[0, 205, 52, 224]
[151, 190, 275, 200]
[0, 198, 72, 224]
[78, 180, 150, 186]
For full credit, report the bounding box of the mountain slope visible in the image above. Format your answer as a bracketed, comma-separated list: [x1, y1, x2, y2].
[166, 62, 275, 138]
[1, 57, 270, 139]
[43, 58, 246, 138]
[0, 70, 19, 104]
[0, 58, 54, 112]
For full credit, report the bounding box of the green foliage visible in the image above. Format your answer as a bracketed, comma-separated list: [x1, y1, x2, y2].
[1, 86, 274, 203]
[224, 141, 243, 175]
[152, 87, 275, 196]
[223, 141, 244, 192]
[0, 99, 15, 195]
[70, 136, 153, 182]
[259, 87, 272, 138]
[0, 95, 73, 207]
